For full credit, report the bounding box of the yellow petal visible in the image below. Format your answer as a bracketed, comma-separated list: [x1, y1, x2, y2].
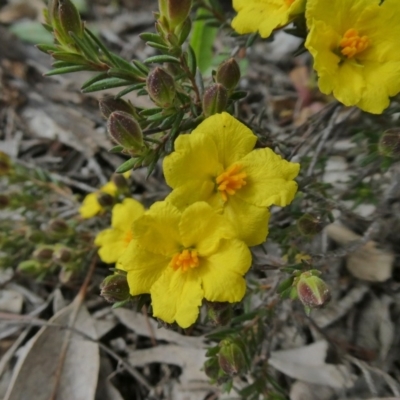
[179, 202, 233, 256]
[224, 196, 270, 246]
[196, 239, 251, 303]
[164, 133, 221, 189]
[95, 229, 128, 263]
[79, 193, 102, 219]
[100, 181, 118, 196]
[151, 267, 204, 328]
[193, 112, 256, 169]
[120, 241, 168, 295]
[112, 198, 145, 230]
[132, 201, 181, 257]
[239, 148, 300, 207]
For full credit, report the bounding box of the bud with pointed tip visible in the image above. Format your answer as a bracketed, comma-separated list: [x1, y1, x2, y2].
[48, 218, 69, 234]
[379, 128, 400, 158]
[216, 58, 241, 91]
[99, 97, 135, 119]
[100, 274, 130, 303]
[111, 173, 129, 191]
[96, 192, 114, 208]
[158, 0, 192, 31]
[295, 271, 331, 309]
[297, 213, 323, 236]
[58, 0, 83, 38]
[146, 67, 176, 108]
[107, 111, 144, 152]
[217, 339, 247, 376]
[203, 84, 228, 117]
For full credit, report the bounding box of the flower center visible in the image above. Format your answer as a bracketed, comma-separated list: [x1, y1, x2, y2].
[216, 164, 247, 202]
[339, 28, 369, 58]
[170, 249, 199, 272]
[285, 0, 295, 6]
[123, 230, 133, 245]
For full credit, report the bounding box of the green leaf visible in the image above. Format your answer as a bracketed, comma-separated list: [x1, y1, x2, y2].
[165, 111, 184, 153]
[140, 108, 163, 116]
[186, 45, 197, 76]
[36, 44, 60, 53]
[81, 72, 109, 90]
[107, 68, 141, 82]
[139, 32, 166, 45]
[84, 28, 119, 66]
[45, 65, 90, 76]
[230, 90, 248, 100]
[190, 8, 218, 73]
[115, 158, 138, 173]
[116, 83, 146, 98]
[10, 21, 53, 45]
[81, 77, 133, 93]
[144, 55, 181, 64]
[70, 31, 99, 63]
[109, 145, 124, 153]
[146, 42, 171, 52]
[51, 51, 88, 64]
[132, 60, 150, 75]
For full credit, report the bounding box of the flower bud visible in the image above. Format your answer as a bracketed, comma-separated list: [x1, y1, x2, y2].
[0, 151, 11, 175]
[99, 97, 135, 119]
[18, 259, 42, 274]
[33, 247, 54, 262]
[296, 271, 331, 309]
[58, 0, 83, 38]
[215, 58, 241, 91]
[203, 357, 220, 381]
[203, 84, 228, 117]
[158, 0, 192, 31]
[206, 302, 232, 326]
[48, 218, 69, 234]
[379, 128, 400, 158]
[111, 173, 129, 190]
[96, 192, 114, 208]
[53, 247, 72, 263]
[217, 339, 247, 376]
[297, 213, 323, 236]
[0, 195, 9, 209]
[100, 274, 130, 303]
[107, 111, 144, 152]
[146, 67, 176, 108]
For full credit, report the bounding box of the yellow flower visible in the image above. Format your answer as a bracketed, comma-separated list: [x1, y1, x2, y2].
[163, 113, 300, 246]
[79, 182, 118, 219]
[232, 0, 306, 39]
[305, 0, 400, 114]
[119, 201, 252, 328]
[79, 172, 130, 219]
[95, 198, 145, 263]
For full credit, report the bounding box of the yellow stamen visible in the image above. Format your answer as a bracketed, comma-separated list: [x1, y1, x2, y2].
[216, 164, 247, 202]
[339, 28, 369, 58]
[124, 230, 133, 245]
[285, 0, 295, 5]
[170, 249, 199, 272]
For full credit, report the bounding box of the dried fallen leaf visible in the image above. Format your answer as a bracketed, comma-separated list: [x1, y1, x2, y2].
[0, 290, 23, 314]
[4, 304, 99, 400]
[325, 224, 394, 282]
[269, 341, 356, 388]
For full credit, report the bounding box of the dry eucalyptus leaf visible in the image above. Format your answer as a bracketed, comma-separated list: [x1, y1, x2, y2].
[325, 224, 394, 282]
[113, 308, 205, 348]
[0, 290, 23, 314]
[5, 304, 99, 400]
[290, 381, 336, 400]
[269, 341, 356, 388]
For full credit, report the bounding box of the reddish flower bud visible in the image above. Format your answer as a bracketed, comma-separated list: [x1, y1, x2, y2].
[203, 84, 228, 117]
[217, 339, 247, 376]
[48, 218, 69, 234]
[215, 58, 241, 91]
[58, 0, 83, 38]
[158, 0, 192, 31]
[146, 67, 176, 108]
[296, 271, 331, 309]
[99, 97, 135, 119]
[107, 111, 144, 152]
[100, 274, 130, 303]
[379, 128, 400, 158]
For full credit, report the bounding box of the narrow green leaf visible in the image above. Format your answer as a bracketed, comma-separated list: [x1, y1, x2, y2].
[186, 45, 197, 76]
[109, 145, 124, 153]
[51, 51, 88, 64]
[70, 31, 99, 63]
[81, 77, 133, 93]
[107, 68, 141, 82]
[81, 72, 109, 90]
[45, 65, 89, 76]
[36, 43, 59, 53]
[111, 54, 148, 77]
[140, 108, 163, 116]
[190, 8, 218, 73]
[116, 83, 146, 99]
[165, 111, 184, 153]
[132, 60, 150, 75]
[84, 28, 119, 66]
[137, 88, 148, 96]
[230, 90, 248, 100]
[116, 158, 138, 173]
[139, 32, 166, 45]
[144, 55, 180, 64]
[146, 42, 171, 52]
